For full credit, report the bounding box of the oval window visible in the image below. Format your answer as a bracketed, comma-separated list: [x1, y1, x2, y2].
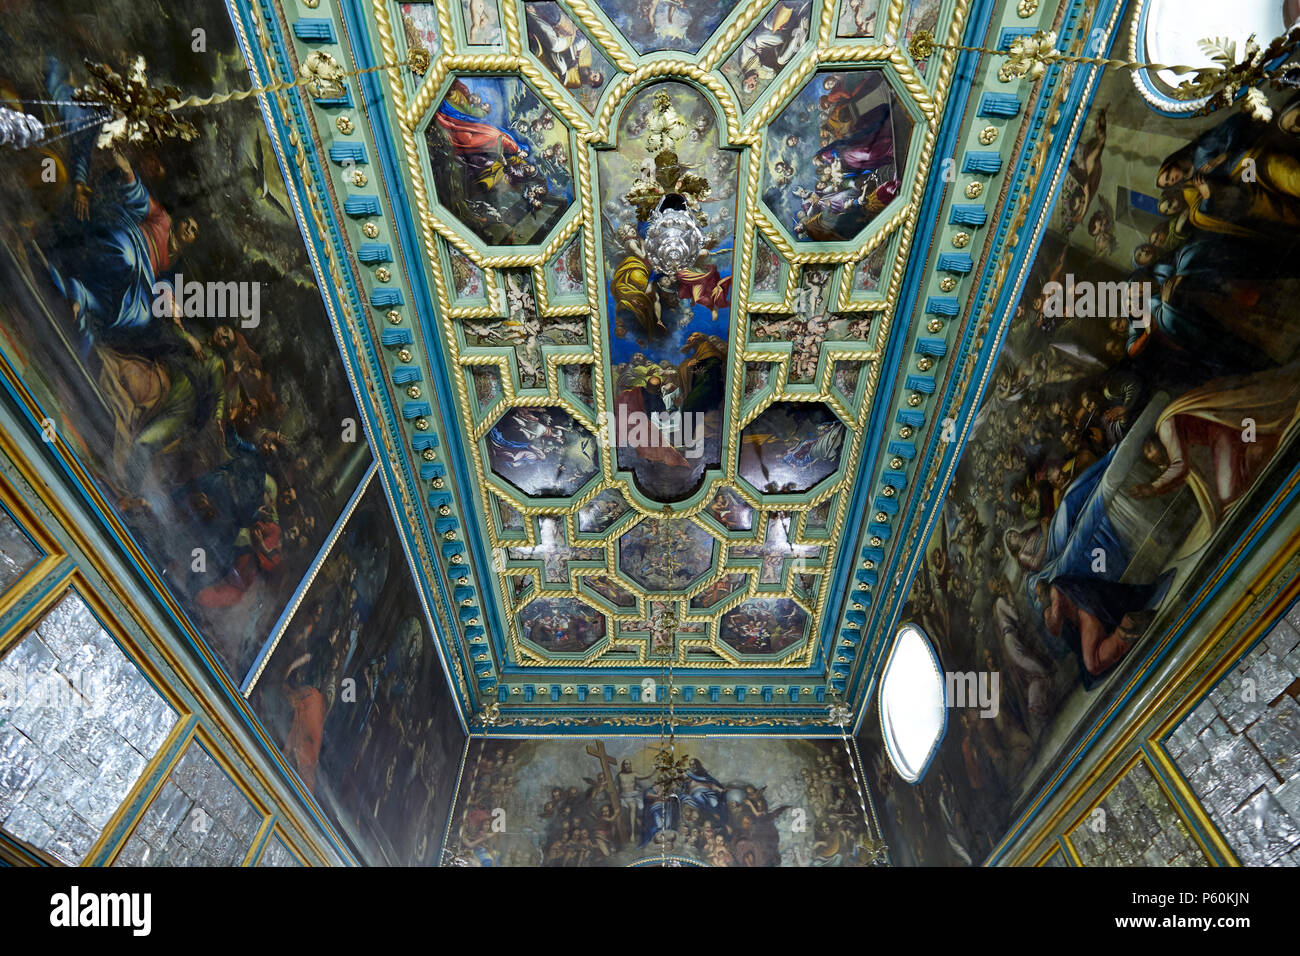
[1132, 0, 1296, 112]
[878, 624, 946, 783]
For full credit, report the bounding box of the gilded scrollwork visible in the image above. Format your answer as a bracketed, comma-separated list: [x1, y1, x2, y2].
[342, 0, 976, 707]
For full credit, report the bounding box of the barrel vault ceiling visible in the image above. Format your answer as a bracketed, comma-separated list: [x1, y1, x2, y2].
[240, 0, 1090, 733]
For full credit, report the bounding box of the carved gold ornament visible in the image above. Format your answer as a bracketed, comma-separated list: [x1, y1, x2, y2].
[909, 25, 1300, 119]
[0, 49, 425, 153]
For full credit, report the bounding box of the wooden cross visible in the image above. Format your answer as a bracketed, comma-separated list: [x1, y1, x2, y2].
[586, 739, 629, 844]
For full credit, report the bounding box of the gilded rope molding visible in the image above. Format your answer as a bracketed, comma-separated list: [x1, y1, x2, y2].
[302, 0, 985, 687]
[817, 0, 840, 47]
[885, 0, 905, 39]
[261, 0, 478, 710]
[863, 0, 1075, 681]
[564, 0, 640, 74]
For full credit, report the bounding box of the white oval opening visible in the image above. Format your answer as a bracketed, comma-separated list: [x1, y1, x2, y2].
[1141, 0, 1290, 102]
[879, 624, 945, 783]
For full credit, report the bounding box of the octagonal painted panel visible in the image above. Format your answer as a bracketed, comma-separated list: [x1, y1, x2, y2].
[247, 0, 1003, 724]
[739, 402, 847, 494]
[486, 406, 600, 498]
[719, 597, 810, 656]
[762, 69, 912, 242]
[617, 518, 716, 592]
[519, 596, 608, 652]
[426, 75, 574, 245]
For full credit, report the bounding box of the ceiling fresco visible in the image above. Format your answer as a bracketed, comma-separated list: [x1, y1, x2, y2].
[432, 53, 908, 676]
[374, 0, 959, 691]
[0, 0, 1132, 737]
[6, 0, 1300, 871]
[859, 0, 1300, 865]
[229, 0, 1044, 731]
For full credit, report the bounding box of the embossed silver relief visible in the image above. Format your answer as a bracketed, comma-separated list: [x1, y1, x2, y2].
[1168, 614, 1300, 866]
[644, 206, 704, 277]
[0, 508, 39, 594]
[0, 592, 177, 863]
[115, 741, 260, 867]
[256, 834, 300, 867]
[1068, 762, 1205, 867]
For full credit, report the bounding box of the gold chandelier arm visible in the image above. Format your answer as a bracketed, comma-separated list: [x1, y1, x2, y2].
[907, 31, 1202, 77]
[907, 26, 1300, 109]
[166, 52, 430, 112]
[69, 49, 428, 150]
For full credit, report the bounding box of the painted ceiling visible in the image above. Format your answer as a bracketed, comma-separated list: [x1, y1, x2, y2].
[241, 0, 1071, 733]
[0, 0, 1112, 738]
[6, 0, 1298, 868]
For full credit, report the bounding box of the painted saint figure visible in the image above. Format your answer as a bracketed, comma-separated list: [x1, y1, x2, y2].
[526, 4, 605, 95]
[48, 150, 199, 354]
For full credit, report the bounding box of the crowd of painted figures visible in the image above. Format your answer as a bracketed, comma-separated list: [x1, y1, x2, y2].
[451, 744, 871, 866]
[876, 91, 1300, 866]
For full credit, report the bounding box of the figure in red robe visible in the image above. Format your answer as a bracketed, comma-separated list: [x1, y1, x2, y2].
[282, 652, 326, 792]
[675, 265, 731, 321]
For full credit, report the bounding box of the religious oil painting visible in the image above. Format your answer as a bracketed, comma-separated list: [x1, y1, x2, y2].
[486, 405, 600, 498]
[719, 1, 814, 113]
[739, 402, 846, 494]
[550, 236, 586, 296]
[853, 243, 887, 292]
[445, 738, 871, 866]
[860, 66, 1300, 866]
[507, 516, 603, 583]
[582, 572, 636, 608]
[426, 75, 575, 246]
[576, 487, 631, 532]
[0, 1, 371, 681]
[460, 0, 503, 45]
[599, 83, 737, 502]
[752, 234, 783, 294]
[525, 2, 613, 114]
[449, 246, 486, 300]
[248, 482, 463, 866]
[718, 597, 809, 656]
[617, 517, 716, 591]
[900, 0, 941, 74]
[704, 485, 755, 531]
[460, 270, 587, 390]
[690, 572, 747, 609]
[729, 513, 824, 583]
[593, 0, 741, 55]
[762, 69, 912, 242]
[518, 596, 608, 652]
[400, 2, 442, 61]
[837, 0, 879, 38]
